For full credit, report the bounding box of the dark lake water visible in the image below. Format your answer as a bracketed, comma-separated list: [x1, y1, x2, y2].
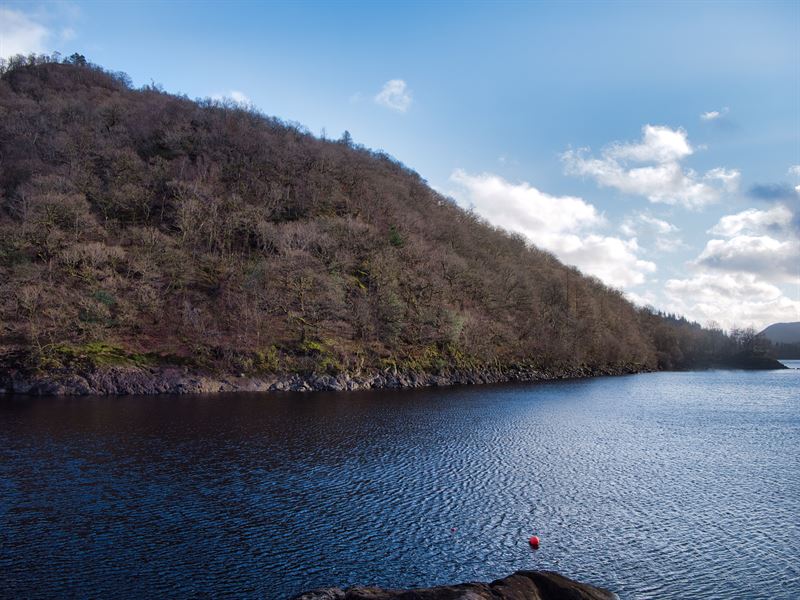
[2, 366, 799, 599]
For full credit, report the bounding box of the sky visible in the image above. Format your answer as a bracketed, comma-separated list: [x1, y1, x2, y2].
[2, 0, 799, 330]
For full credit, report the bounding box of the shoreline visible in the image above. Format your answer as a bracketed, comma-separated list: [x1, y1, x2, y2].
[1, 362, 650, 396]
[0, 356, 786, 397]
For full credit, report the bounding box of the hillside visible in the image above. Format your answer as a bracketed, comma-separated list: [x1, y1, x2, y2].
[0, 56, 784, 393]
[760, 322, 800, 345]
[760, 322, 800, 360]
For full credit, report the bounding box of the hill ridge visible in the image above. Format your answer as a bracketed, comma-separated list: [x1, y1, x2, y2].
[0, 55, 784, 393]
[759, 322, 800, 345]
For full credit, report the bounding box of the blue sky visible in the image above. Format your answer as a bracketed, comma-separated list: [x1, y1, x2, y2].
[2, 0, 798, 329]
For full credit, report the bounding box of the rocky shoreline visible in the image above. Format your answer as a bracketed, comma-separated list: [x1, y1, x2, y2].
[0, 362, 648, 396]
[291, 570, 616, 600]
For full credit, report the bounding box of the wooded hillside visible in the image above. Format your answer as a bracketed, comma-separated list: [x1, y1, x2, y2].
[0, 56, 777, 381]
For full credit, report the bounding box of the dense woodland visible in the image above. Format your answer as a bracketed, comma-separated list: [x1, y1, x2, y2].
[770, 342, 800, 359]
[0, 56, 782, 379]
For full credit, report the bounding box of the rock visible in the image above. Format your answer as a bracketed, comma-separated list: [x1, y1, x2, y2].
[291, 570, 616, 600]
[292, 589, 346, 600]
[0, 360, 655, 397]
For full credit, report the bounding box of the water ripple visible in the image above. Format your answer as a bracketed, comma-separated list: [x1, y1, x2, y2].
[1, 369, 799, 599]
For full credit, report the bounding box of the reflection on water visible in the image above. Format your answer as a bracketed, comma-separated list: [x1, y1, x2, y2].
[1, 369, 798, 599]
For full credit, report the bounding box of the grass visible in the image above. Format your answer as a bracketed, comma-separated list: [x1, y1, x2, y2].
[45, 342, 154, 369]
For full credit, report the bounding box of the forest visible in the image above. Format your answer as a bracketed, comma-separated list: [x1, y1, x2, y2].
[0, 55, 783, 383]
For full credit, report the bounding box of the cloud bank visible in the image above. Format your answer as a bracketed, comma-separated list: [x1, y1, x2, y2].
[562, 125, 739, 209]
[708, 205, 794, 237]
[665, 205, 800, 329]
[665, 272, 799, 331]
[448, 170, 656, 288]
[694, 205, 799, 284]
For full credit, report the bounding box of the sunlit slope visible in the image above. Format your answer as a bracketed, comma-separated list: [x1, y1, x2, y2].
[0, 58, 763, 376]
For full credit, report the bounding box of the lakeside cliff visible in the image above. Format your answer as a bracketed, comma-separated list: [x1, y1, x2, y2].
[0, 56, 785, 394]
[0, 361, 649, 396]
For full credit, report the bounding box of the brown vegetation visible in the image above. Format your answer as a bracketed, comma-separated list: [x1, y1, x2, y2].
[0, 55, 780, 380]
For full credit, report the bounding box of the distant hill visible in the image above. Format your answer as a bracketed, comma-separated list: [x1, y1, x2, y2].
[0, 55, 785, 391]
[760, 322, 800, 345]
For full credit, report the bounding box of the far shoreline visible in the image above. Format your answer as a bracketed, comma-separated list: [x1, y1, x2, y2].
[0, 356, 786, 397]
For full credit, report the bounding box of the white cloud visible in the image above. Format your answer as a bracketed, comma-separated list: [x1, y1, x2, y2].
[621, 213, 678, 236]
[555, 234, 657, 288]
[789, 165, 800, 178]
[0, 7, 50, 58]
[699, 205, 799, 284]
[607, 125, 692, 163]
[562, 124, 740, 209]
[663, 204, 800, 329]
[639, 214, 679, 235]
[694, 235, 800, 283]
[664, 272, 800, 330]
[704, 167, 741, 192]
[708, 205, 793, 237]
[212, 90, 251, 105]
[625, 289, 659, 308]
[700, 107, 729, 121]
[620, 212, 685, 253]
[229, 91, 250, 104]
[448, 170, 656, 287]
[450, 169, 602, 234]
[374, 79, 412, 112]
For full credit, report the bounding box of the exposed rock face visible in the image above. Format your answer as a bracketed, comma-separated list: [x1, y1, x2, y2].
[290, 570, 616, 600]
[0, 363, 649, 396]
[1, 351, 787, 397]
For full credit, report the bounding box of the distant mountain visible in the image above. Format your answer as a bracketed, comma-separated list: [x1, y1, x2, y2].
[760, 322, 800, 345]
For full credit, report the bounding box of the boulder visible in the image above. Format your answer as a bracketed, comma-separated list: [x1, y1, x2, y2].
[291, 570, 615, 600]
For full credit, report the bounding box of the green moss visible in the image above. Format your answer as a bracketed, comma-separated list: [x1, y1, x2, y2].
[92, 290, 116, 307]
[253, 346, 280, 372]
[379, 356, 398, 369]
[299, 340, 322, 353]
[391, 345, 448, 373]
[442, 343, 477, 370]
[298, 338, 341, 373]
[388, 225, 405, 248]
[47, 342, 153, 368]
[386, 344, 485, 374]
[351, 268, 370, 293]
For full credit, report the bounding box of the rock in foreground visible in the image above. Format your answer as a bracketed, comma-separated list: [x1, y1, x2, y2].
[291, 570, 616, 600]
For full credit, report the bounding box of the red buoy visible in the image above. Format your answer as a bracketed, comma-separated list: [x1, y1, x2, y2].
[528, 535, 540, 548]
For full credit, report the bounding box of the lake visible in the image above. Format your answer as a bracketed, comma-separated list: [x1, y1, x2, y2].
[1, 365, 798, 599]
